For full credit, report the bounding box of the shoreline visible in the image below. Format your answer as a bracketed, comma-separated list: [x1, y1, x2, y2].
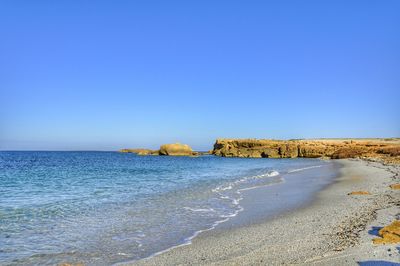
[129, 159, 400, 265]
[117, 159, 338, 265]
[118, 159, 338, 265]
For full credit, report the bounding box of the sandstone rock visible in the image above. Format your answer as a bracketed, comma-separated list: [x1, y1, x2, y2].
[119, 149, 158, 155]
[331, 147, 365, 159]
[119, 149, 133, 153]
[298, 144, 326, 158]
[378, 146, 400, 156]
[137, 150, 159, 156]
[372, 220, 400, 244]
[389, 184, 400, 190]
[347, 191, 371, 195]
[279, 143, 299, 158]
[159, 143, 196, 156]
[260, 148, 280, 158]
[212, 138, 400, 163]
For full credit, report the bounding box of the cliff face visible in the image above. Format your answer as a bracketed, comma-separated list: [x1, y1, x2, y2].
[212, 138, 400, 163]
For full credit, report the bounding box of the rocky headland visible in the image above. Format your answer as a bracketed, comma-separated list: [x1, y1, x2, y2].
[212, 138, 400, 164]
[120, 138, 400, 162]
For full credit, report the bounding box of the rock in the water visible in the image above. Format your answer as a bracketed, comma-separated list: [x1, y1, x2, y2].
[119, 148, 158, 155]
[159, 143, 196, 156]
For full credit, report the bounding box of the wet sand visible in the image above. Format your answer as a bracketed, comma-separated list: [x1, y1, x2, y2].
[129, 159, 400, 265]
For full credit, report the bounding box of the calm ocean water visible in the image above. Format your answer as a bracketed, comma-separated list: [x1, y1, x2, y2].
[0, 151, 335, 265]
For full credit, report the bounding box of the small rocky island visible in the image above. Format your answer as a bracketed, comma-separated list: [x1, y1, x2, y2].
[120, 143, 199, 156]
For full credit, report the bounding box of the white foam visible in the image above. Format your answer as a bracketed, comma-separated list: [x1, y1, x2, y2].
[288, 165, 323, 173]
[238, 179, 286, 192]
[220, 185, 232, 191]
[118, 169, 282, 266]
[220, 212, 239, 218]
[131, 209, 243, 265]
[183, 207, 216, 213]
[212, 185, 233, 193]
[232, 198, 240, 205]
[254, 170, 279, 178]
[212, 170, 279, 193]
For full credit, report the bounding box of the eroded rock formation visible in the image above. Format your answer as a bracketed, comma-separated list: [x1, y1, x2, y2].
[372, 220, 400, 244]
[119, 149, 159, 155]
[120, 139, 400, 161]
[120, 143, 198, 156]
[212, 138, 400, 162]
[159, 143, 198, 156]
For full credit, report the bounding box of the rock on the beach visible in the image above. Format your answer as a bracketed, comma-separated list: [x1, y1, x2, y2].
[389, 184, 400, 190]
[159, 143, 196, 156]
[373, 220, 400, 244]
[347, 191, 371, 195]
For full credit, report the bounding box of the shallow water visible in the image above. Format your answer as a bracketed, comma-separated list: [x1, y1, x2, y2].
[0, 152, 335, 265]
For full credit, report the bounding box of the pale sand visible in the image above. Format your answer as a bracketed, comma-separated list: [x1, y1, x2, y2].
[128, 159, 400, 265]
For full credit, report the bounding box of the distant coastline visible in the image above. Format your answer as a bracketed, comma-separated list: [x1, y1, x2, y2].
[1, 139, 399, 265]
[121, 138, 400, 164]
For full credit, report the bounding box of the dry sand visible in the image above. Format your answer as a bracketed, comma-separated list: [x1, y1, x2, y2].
[128, 159, 400, 265]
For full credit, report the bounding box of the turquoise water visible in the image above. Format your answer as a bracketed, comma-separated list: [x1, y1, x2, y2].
[0, 152, 334, 265]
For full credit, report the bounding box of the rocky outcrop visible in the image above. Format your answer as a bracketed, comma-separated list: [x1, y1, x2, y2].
[372, 220, 400, 244]
[159, 143, 198, 156]
[119, 149, 158, 155]
[120, 143, 198, 156]
[120, 139, 400, 161]
[212, 138, 400, 162]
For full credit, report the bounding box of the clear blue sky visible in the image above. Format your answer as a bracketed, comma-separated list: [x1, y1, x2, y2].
[1, 1, 399, 151]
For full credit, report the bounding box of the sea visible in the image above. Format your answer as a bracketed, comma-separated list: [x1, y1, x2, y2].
[0, 151, 338, 265]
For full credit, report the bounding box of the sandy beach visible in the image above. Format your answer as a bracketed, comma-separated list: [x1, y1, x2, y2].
[3, 0, 399, 264]
[130, 159, 400, 265]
